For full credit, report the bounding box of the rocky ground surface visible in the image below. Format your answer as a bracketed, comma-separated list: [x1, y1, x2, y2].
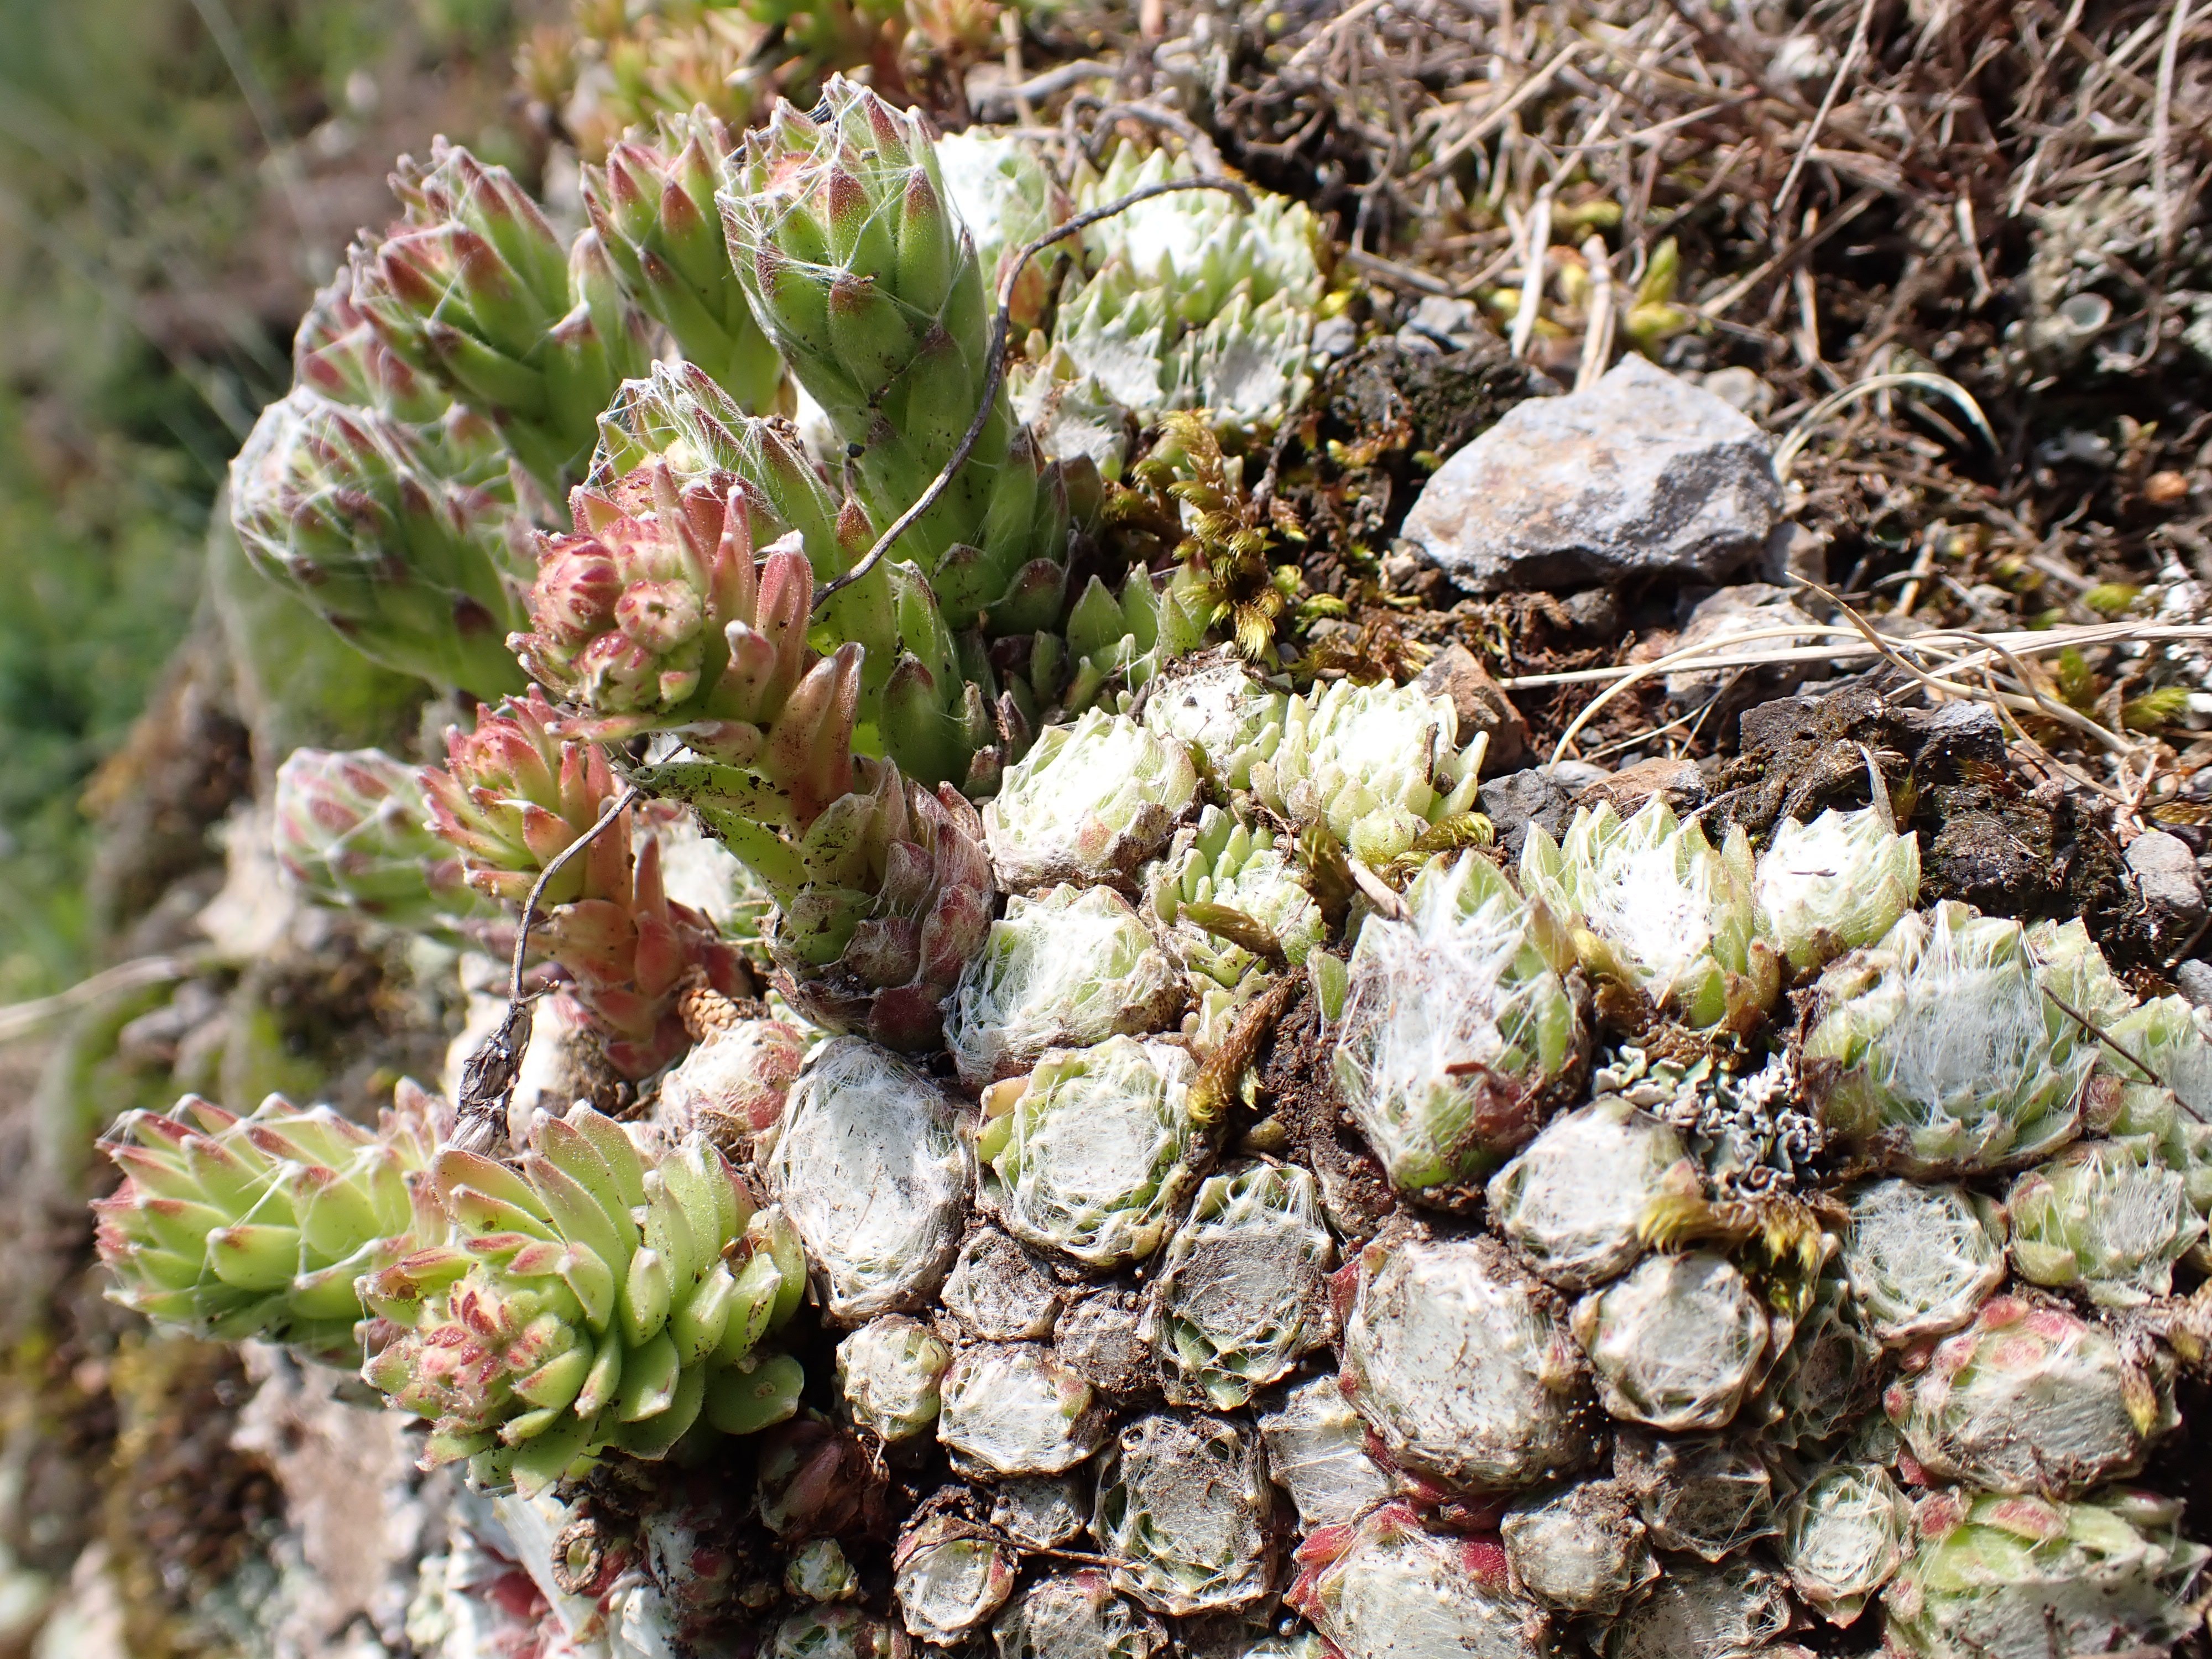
[2, 1, 2211, 1656]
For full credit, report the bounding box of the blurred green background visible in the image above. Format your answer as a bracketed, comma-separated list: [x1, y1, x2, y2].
[0, 0, 528, 1002]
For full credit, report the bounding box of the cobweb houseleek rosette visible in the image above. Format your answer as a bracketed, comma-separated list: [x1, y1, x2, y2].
[1145, 1159, 1334, 1409]
[584, 109, 785, 413]
[983, 709, 1199, 893]
[1146, 805, 1323, 1047]
[1751, 805, 1919, 975]
[1253, 679, 1485, 867]
[273, 747, 492, 935]
[976, 1035, 1210, 1270]
[945, 884, 1185, 1088]
[1881, 1294, 2174, 1498]
[1801, 901, 2096, 1176]
[721, 77, 1069, 635]
[348, 139, 650, 496]
[1882, 1487, 2209, 1659]
[1521, 797, 1778, 1034]
[95, 1086, 445, 1363]
[651, 755, 994, 1053]
[586, 363, 1008, 792]
[1332, 852, 1583, 1198]
[2004, 1137, 2204, 1306]
[363, 1107, 807, 1494]
[229, 388, 529, 699]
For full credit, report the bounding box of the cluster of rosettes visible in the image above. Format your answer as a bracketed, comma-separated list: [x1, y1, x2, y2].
[565, 659, 2204, 1659]
[131, 56, 2212, 1659]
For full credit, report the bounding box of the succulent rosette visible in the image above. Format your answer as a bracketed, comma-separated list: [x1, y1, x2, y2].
[348, 139, 650, 495]
[591, 362, 1008, 792]
[1752, 805, 1920, 974]
[1253, 680, 1485, 865]
[1613, 1429, 1776, 1561]
[423, 686, 626, 905]
[1571, 1249, 1784, 1432]
[273, 747, 490, 932]
[1499, 1479, 1657, 1615]
[936, 1343, 1111, 1478]
[1287, 1502, 1552, 1659]
[1337, 1229, 1600, 1494]
[583, 109, 786, 411]
[363, 1108, 807, 1492]
[1140, 656, 1290, 789]
[1256, 1376, 1394, 1533]
[984, 709, 1200, 893]
[1146, 1160, 1335, 1407]
[228, 387, 529, 698]
[1147, 805, 1324, 1044]
[945, 884, 1185, 1087]
[1838, 1177, 2008, 1345]
[1882, 1295, 2173, 1496]
[837, 1315, 952, 1443]
[1883, 1486, 2209, 1658]
[1802, 901, 2095, 1176]
[1521, 797, 1778, 1033]
[1039, 142, 1327, 440]
[763, 1037, 971, 1321]
[991, 1571, 1166, 1659]
[516, 461, 869, 844]
[95, 1087, 444, 1363]
[1777, 1462, 1909, 1626]
[1486, 1095, 1695, 1290]
[2005, 1137, 2204, 1305]
[1333, 851, 1583, 1198]
[977, 1035, 1209, 1269]
[1599, 1555, 1793, 1659]
[721, 77, 1069, 635]
[1095, 1415, 1277, 1617]
[894, 1511, 1020, 1643]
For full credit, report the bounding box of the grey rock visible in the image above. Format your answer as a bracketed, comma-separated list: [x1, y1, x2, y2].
[1761, 520, 1828, 588]
[2126, 831, 2206, 936]
[1402, 356, 1781, 593]
[1311, 316, 1359, 361]
[2175, 959, 2212, 1009]
[1564, 586, 1624, 635]
[1400, 295, 1486, 354]
[1417, 644, 1530, 771]
[1663, 583, 1821, 706]
[1479, 768, 1587, 856]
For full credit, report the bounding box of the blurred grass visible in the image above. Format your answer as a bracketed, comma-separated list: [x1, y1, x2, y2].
[0, 0, 520, 1002]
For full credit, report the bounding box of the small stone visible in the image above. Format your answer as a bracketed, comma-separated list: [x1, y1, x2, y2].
[1416, 644, 1530, 772]
[1477, 769, 1577, 858]
[2143, 469, 2192, 507]
[1571, 755, 1706, 818]
[1402, 356, 1781, 593]
[1401, 296, 1486, 353]
[2126, 830, 2206, 935]
[1661, 583, 1819, 706]
[1563, 587, 1624, 635]
[2175, 958, 2212, 1009]
[1699, 367, 1774, 421]
[1311, 316, 1359, 360]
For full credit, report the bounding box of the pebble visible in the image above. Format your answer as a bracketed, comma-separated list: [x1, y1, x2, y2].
[1401, 356, 1781, 593]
